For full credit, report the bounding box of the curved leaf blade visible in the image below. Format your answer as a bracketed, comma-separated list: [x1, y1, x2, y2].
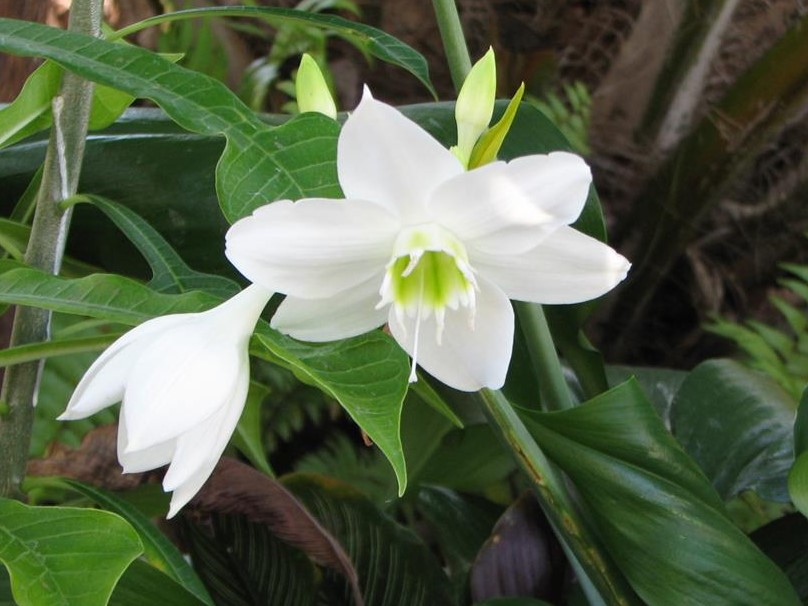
[522, 380, 801, 606]
[671, 359, 796, 501]
[0, 18, 340, 223]
[53, 479, 212, 606]
[0, 499, 142, 606]
[110, 6, 436, 97]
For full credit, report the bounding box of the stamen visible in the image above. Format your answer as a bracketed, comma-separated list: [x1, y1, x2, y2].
[408, 271, 425, 382]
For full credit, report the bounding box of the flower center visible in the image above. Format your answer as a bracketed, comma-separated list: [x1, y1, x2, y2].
[378, 224, 478, 381]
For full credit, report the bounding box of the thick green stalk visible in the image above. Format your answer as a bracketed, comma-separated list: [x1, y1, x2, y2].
[477, 389, 638, 605]
[431, 0, 472, 90]
[515, 301, 574, 410]
[0, 0, 101, 498]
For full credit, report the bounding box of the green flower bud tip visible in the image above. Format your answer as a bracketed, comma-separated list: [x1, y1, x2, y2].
[454, 47, 496, 168]
[295, 54, 337, 119]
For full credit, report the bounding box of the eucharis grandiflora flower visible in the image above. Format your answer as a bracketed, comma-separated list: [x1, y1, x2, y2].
[59, 284, 273, 517]
[225, 89, 630, 392]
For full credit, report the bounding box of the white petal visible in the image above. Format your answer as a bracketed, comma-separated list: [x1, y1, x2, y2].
[271, 273, 388, 341]
[338, 89, 463, 222]
[473, 226, 631, 304]
[117, 414, 175, 473]
[226, 198, 398, 299]
[122, 322, 248, 451]
[429, 152, 592, 256]
[163, 373, 249, 517]
[388, 278, 514, 391]
[58, 314, 191, 420]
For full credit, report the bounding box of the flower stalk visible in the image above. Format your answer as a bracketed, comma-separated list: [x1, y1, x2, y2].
[0, 0, 102, 498]
[431, 0, 472, 91]
[478, 388, 638, 605]
[515, 301, 574, 411]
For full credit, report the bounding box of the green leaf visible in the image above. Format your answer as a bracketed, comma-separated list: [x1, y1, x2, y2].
[522, 380, 801, 606]
[416, 486, 502, 567]
[286, 473, 455, 606]
[109, 559, 208, 606]
[182, 514, 320, 606]
[751, 513, 808, 603]
[253, 329, 409, 495]
[232, 382, 275, 476]
[418, 424, 516, 493]
[0, 266, 410, 493]
[0, 265, 215, 324]
[0, 18, 341, 223]
[789, 387, 808, 517]
[0, 499, 142, 606]
[49, 479, 212, 605]
[111, 6, 435, 98]
[789, 451, 808, 518]
[0, 60, 61, 149]
[0, 333, 117, 368]
[606, 365, 688, 424]
[671, 359, 796, 501]
[74, 194, 239, 298]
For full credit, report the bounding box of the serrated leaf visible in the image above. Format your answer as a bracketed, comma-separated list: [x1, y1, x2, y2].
[0, 499, 142, 606]
[671, 359, 796, 501]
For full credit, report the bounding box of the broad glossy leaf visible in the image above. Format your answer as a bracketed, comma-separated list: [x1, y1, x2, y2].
[51, 479, 212, 605]
[522, 380, 801, 606]
[606, 365, 688, 425]
[285, 473, 454, 606]
[254, 330, 409, 494]
[109, 560, 207, 606]
[671, 359, 796, 501]
[112, 6, 435, 97]
[0, 499, 142, 606]
[0, 18, 340, 223]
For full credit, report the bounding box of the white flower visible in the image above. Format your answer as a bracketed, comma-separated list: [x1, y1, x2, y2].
[225, 90, 630, 392]
[58, 284, 273, 517]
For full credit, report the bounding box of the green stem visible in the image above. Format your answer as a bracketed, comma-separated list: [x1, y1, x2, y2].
[515, 302, 574, 410]
[431, 0, 472, 91]
[478, 388, 638, 605]
[0, 0, 102, 498]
